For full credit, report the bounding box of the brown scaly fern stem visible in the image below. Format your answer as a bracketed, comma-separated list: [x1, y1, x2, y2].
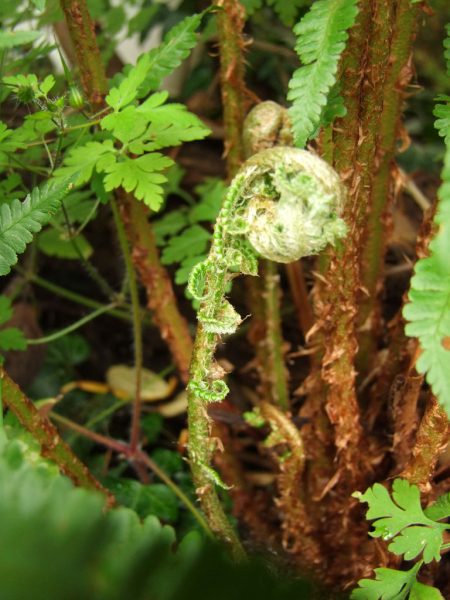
[1, 368, 115, 506]
[59, 0, 108, 110]
[294, 0, 420, 587]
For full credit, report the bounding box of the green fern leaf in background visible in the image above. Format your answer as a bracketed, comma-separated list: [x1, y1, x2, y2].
[55, 141, 116, 185]
[351, 563, 443, 600]
[241, 0, 308, 25]
[132, 93, 210, 151]
[103, 154, 173, 210]
[0, 435, 315, 600]
[287, 0, 359, 148]
[138, 12, 205, 96]
[0, 30, 42, 49]
[403, 87, 450, 413]
[267, 0, 309, 26]
[107, 12, 204, 110]
[0, 296, 27, 356]
[0, 177, 75, 276]
[241, 0, 263, 13]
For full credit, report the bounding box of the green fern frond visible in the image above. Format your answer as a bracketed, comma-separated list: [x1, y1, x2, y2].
[287, 0, 358, 148]
[107, 13, 204, 112]
[0, 177, 74, 276]
[267, 0, 308, 26]
[403, 98, 450, 414]
[139, 12, 205, 96]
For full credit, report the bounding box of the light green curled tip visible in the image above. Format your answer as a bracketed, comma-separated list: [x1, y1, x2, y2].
[236, 146, 347, 263]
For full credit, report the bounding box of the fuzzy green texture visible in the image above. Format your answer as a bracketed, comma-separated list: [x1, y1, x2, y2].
[186, 146, 346, 556]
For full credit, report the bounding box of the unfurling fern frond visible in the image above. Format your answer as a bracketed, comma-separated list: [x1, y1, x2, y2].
[287, 0, 359, 148]
[403, 96, 450, 415]
[0, 177, 74, 276]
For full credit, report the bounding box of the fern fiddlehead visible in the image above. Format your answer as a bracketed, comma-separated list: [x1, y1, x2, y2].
[186, 145, 347, 555]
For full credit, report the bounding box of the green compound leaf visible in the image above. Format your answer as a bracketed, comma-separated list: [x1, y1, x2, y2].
[106, 54, 155, 112]
[0, 327, 27, 353]
[161, 225, 211, 265]
[153, 209, 189, 244]
[266, 0, 308, 26]
[353, 479, 447, 564]
[108, 478, 179, 523]
[55, 140, 116, 185]
[403, 97, 450, 415]
[0, 296, 13, 325]
[101, 105, 148, 144]
[0, 177, 75, 276]
[351, 562, 443, 600]
[3, 73, 55, 99]
[287, 0, 359, 148]
[37, 229, 93, 260]
[103, 90, 209, 151]
[241, 0, 306, 25]
[0, 296, 27, 354]
[424, 492, 450, 522]
[189, 179, 226, 223]
[102, 153, 173, 211]
[0, 30, 42, 49]
[131, 98, 210, 152]
[240, 0, 263, 14]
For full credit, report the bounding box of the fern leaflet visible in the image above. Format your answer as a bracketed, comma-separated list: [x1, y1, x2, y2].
[0, 177, 74, 276]
[107, 12, 204, 111]
[267, 0, 309, 26]
[102, 153, 173, 210]
[403, 97, 450, 414]
[287, 0, 358, 148]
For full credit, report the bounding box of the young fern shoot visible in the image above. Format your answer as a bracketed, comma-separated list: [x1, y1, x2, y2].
[186, 146, 347, 554]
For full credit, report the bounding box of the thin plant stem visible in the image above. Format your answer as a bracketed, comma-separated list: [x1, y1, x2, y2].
[60, 201, 116, 300]
[262, 261, 289, 411]
[110, 197, 143, 453]
[72, 198, 101, 237]
[51, 411, 213, 537]
[66, 399, 125, 445]
[26, 303, 117, 345]
[15, 267, 137, 324]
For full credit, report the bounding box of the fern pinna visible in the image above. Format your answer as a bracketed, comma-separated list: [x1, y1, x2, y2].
[403, 25, 450, 416]
[287, 0, 359, 148]
[0, 177, 75, 276]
